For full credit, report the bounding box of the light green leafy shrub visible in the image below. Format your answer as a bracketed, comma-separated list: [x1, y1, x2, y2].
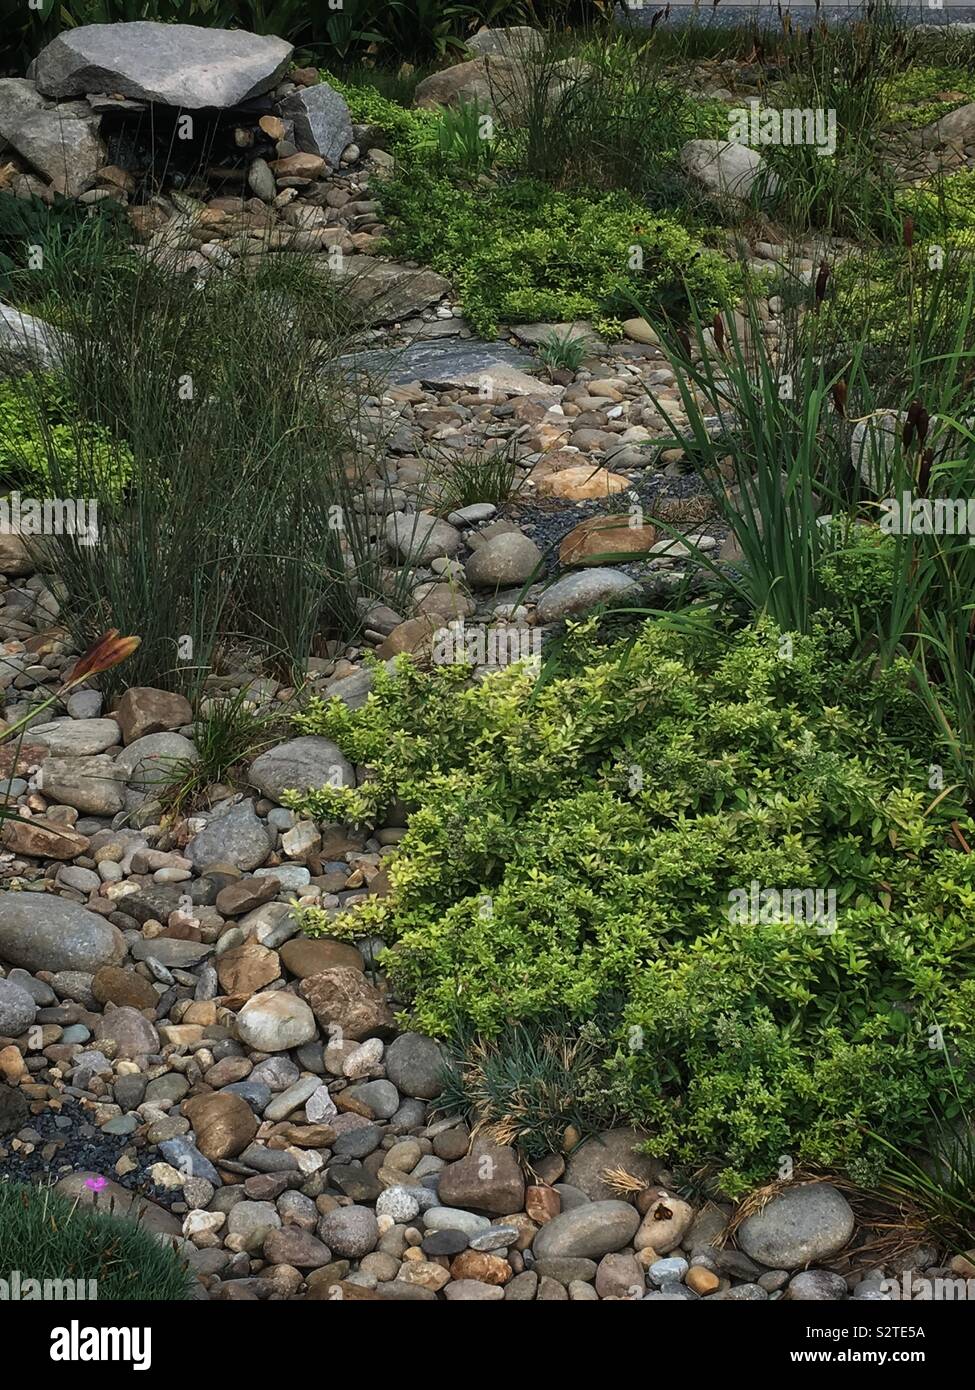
[377, 172, 737, 336]
[326, 67, 736, 336]
[897, 168, 975, 238]
[322, 74, 436, 150]
[290, 616, 975, 1193]
[0, 377, 131, 498]
[882, 65, 975, 128]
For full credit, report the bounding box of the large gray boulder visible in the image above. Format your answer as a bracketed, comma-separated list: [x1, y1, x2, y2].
[414, 54, 537, 116]
[737, 1182, 855, 1270]
[0, 78, 49, 152]
[4, 108, 106, 196]
[0, 896, 125, 974]
[279, 82, 353, 167]
[919, 101, 975, 150]
[0, 303, 66, 373]
[681, 139, 775, 200]
[32, 23, 294, 109]
[535, 568, 641, 624]
[466, 26, 545, 59]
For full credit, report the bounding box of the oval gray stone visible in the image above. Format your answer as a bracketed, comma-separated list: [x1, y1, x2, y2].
[248, 736, 354, 804]
[535, 569, 641, 624]
[737, 1183, 855, 1270]
[785, 1269, 849, 1301]
[422, 1206, 491, 1237]
[532, 1200, 640, 1260]
[0, 896, 124, 974]
[115, 732, 197, 791]
[384, 1032, 446, 1100]
[31, 718, 121, 755]
[464, 532, 542, 589]
[317, 1204, 379, 1259]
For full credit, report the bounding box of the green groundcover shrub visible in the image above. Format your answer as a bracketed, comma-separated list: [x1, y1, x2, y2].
[326, 76, 737, 337]
[0, 376, 130, 497]
[291, 613, 975, 1195]
[0, 1181, 195, 1299]
[378, 171, 737, 336]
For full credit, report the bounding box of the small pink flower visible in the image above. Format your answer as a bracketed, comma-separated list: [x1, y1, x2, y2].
[85, 1176, 108, 1192]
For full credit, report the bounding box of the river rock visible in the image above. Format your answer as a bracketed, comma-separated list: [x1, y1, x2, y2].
[564, 1128, 661, 1201]
[384, 1032, 446, 1099]
[0, 977, 36, 1035]
[30, 719, 120, 755]
[183, 1091, 258, 1160]
[318, 1204, 379, 1258]
[249, 736, 354, 803]
[279, 937, 364, 979]
[385, 511, 462, 565]
[235, 990, 317, 1052]
[93, 1006, 159, 1058]
[299, 966, 396, 1041]
[0, 896, 124, 973]
[37, 755, 124, 814]
[532, 1201, 641, 1259]
[438, 1140, 525, 1215]
[0, 303, 64, 372]
[216, 940, 280, 998]
[737, 1182, 855, 1270]
[264, 1226, 333, 1269]
[185, 801, 271, 872]
[681, 138, 775, 199]
[115, 732, 198, 791]
[785, 1269, 849, 1300]
[0, 817, 89, 861]
[115, 686, 192, 744]
[466, 26, 545, 58]
[465, 532, 542, 588]
[535, 569, 641, 624]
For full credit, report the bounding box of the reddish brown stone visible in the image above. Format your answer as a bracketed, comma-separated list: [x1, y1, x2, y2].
[525, 1184, 561, 1225]
[449, 1251, 512, 1285]
[298, 966, 395, 1041]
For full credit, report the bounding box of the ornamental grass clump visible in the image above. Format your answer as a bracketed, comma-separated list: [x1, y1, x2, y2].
[0, 1181, 195, 1301]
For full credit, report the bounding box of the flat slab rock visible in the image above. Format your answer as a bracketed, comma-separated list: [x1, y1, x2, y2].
[31, 22, 294, 109]
[54, 1171, 180, 1237]
[330, 259, 452, 326]
[344, 338, 543, 389]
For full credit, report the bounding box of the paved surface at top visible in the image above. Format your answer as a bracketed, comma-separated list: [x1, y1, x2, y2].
[625, 2, 975, 25]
